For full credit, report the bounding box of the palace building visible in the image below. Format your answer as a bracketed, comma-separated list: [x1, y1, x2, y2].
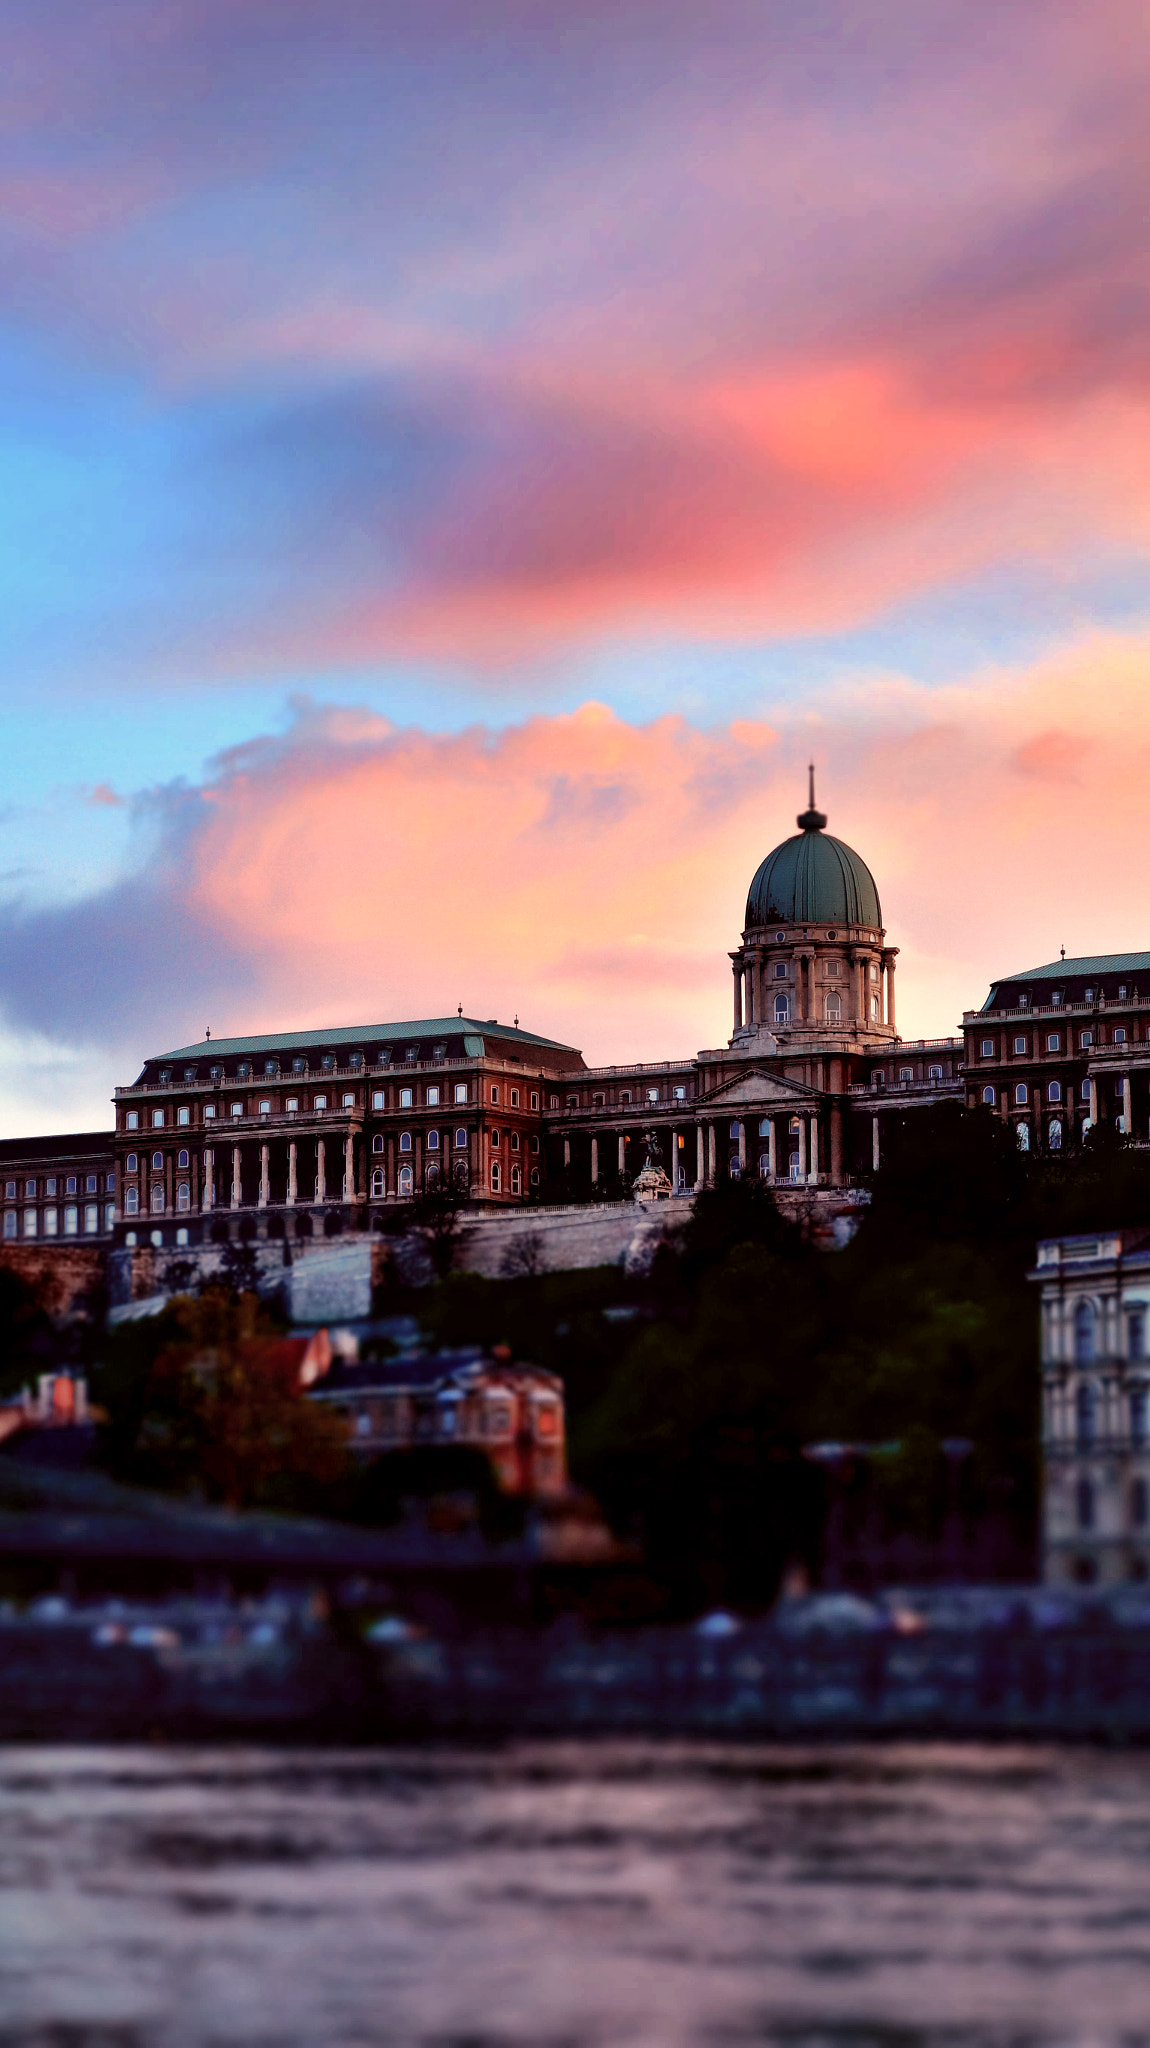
[1, 777, 971, 1259]
[963, 953, 1150, 1152]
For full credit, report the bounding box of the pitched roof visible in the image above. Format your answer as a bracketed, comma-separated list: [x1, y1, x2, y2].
[153, 1017, 579, 1060]
[1002, 953, 1150, 982]
[0, 1131, 114, 1164]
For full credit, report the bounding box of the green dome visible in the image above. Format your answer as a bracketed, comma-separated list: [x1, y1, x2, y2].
[746, 791, 881, 931]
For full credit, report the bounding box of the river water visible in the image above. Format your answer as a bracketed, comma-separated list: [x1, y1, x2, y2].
[2, 1740, 1150, 2046]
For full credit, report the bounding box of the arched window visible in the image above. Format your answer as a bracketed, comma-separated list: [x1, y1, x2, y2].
[398, 1164, 413, 1197]
[454, 1127, 468, 1148]
[1076, 1379, 1096, 1446]
[1017, 1122, 1030, 1150]
[176, 1183, 190, 1212]
[399, 1132, 412, 1152]
[1074, 1300, 1095, 1364]
[729, 1121, 740, 1138]
[1047, 1080, 1062, 1104]
[825, 993, 841, 1020]
[426, 1161, 440, 1184]
[511, 1165, 522, 1194]
[491, 1162, 501, 1191]
[1115, 1028, 1128, 1044]
[899, 1067, 913, 1082]
[150, 1185, 165, 1212]
[371, 1167, 385, 1197]
[758, 1119, 771, 1136]
[1076, 1476, 1094, 1529]
[125, 1187, 139, 1215]
[152, 1151, 164, 1172]
[1048, 1119, 1063, 1150]
[372, 1134, 384, 1152]
[870, 994, 880, 1018]
[1130, 1384, 1148, 1448]
[1014, 1082, 1029, 1105]
[928, 1065, 943, 1080]
[530, 1166, 541, 1188]
[177, 1149, 189, 1170]
[426, 1129, 439, 1150]
[982, 1085, 996, 1105]
[774, 995, 789, 1022]
[759, 1154, 770, 1176]
[510, 1131, 521, 1150]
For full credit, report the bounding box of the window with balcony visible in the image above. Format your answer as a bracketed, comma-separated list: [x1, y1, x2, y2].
[899, 1067, 913, 1082]
[259, 1099, 272, 1115]
[647, 1088, 660, 1103]
[231, 1102, 243, 1117]
[928, 1065, 943, 1080]
[204, 1103, 217, 1119]
[322, 1055, 335, 1071]
[1052, 992, 1063, 1006]
[341, 1092, 355, 1108]
[1115, 1028, 1127, 1044]
[286, 1097, 298, 1113]
[620, 1091, 631, 1104]
[673, 1086, 686, 1101]
[1120, 985, 1128, 1001]
[1085, 988, 1095, 1002]
[237, 1063, 251, 1080]
[312, 1095, 327, 1111]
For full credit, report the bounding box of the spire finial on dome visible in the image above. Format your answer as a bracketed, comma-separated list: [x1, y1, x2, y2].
[797, 760, 827, 832]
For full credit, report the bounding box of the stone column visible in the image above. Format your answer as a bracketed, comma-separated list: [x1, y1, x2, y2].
[287, 1141, 297, 1206]
[231, 1145, 242, 1209]
[737, 1121, 746, 1175]
[316, 1138, 326, 1202]
[344, 1132, 354, 1199]
[258, 1142, 270, 1208]
[666, 1127, 674, 1185]
[830, 1104, 844, 1185]
[696, 1124, 705, 1186]
[872, 1115, 881, 1172]
[885, 956, 897, 1031]
[797, 1119, 807, 1178]
[1122, 1076, 1132, 1135]
[707, 1122, 717, 1183]
[1089, 1077, 1099, 1127]
[203, 1148, 214, 1210]
[563, 1137, 571, 1168]
[618, 1132, 627, 1175]
[590, 1135, 599, 1184]
[767, 1119, 777, 1178]
[733, 961, 742, 1030]
[809, 1116, 820, 1182]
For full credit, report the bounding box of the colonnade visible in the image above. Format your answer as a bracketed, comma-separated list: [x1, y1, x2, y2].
[732, 948, 897, 1032]
[570, 1107, 851, 1190]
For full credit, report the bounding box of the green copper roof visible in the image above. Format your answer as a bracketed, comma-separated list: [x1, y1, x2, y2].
[745, 779, 881, 931]
[1002, 953, 1150, 982]
[155, 1017, 579, 1061]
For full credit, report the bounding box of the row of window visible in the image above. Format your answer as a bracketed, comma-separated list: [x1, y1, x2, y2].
[981, 1027, 1129, 1057]
[576, 1085, 690, 1109]
[1074, 1475, 1148, 1530]
[983, 1080, 1081, 1107]
[872, 1066, 946, 1086]
[3, 1173, 111, 1198]
[1070, 1301, 1145, 1364]
[3, 1204, 113, 1238]
[1005, 983, 1132, 1012]
[1072, 1379, 1149, 1448]
[373, 1163, 539, 1197]
[155, 1047, 450, 1085]
[123, 1081, 540, 1130]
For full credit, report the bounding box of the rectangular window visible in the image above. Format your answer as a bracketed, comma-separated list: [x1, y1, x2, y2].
[105, 1171, 115, 1192]
[2, 1212, 14, 1238]
[152, 1110, 164, 1128]
[371, 1090, 384, 1109]
[399, 1088, 413, 1108]
[65, 1176, 77, 1195]
[105, 1203, 116, 1232]
[23, 1209, 36, 1237]
[1046, 1034, 1060, 1052]
[454, 1083, 468, 1103]
[674, 1086, 686, 1100]
[510, 1088, 519, 1108]
[286, 1097, 299, 1112]
[126, 1111, 138, 1130]
[530, 1092, 539, 1111]
[1120, 985, 1128, 999]
[204, 1103, 216, 1118]
[342, 1093, 355, 1107]
[259, 1099, 272, 1115]
[24, 1178, 35, 1198]
[2, 1181, 13, 1200]
[84, 1204, 98, 1233]
[231, 1102, 244, 1116]
[64, 1206, 78, 1236]
[177, 1106, 189, 1126]
[980, 1039, 995, 1057]
[44, 1207, 57, 1236]
[426, 1086, 440, 1106]
[490, 1086, 500, 1104]
[1013, 1036, 1027, 1054]
[86, 1174, 98, 1193]
[45, 1177, 57, 1196]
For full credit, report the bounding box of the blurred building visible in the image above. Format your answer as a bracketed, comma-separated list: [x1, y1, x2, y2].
[309, 1345, 567, 1499]
[1032, 1228, 1150, 1585]
[964, 953, 1150, 1152]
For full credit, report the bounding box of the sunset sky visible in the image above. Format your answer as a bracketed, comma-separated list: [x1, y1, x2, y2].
[2, 0, 1149, 1133]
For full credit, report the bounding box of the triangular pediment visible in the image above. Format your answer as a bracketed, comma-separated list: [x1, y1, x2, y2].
[700, 1066, 819, 1108]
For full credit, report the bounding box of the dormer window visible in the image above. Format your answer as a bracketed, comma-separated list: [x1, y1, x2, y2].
[1085, 988, 1094, 1001]
[264, 1060, 278, 1076]
[1051, 992, 1062, 1006]
[210, 1065, 223, 1082]
[432, 1043, 446, 1059]
[322, 1055, 334, 1071]
[378, 1049, 392, 1066]
[406, 1046, 419, 1062]
[349, 1052, 364, 1067]
[1119, 985, 1128, 1000]
[183, 1067, 197, 1082]
[237, 1063, 251, 1080]
[293, 1057, 307, 1073]
[1018, 994, 1028, 1008]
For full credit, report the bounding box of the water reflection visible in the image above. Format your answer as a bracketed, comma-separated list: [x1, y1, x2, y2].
[2, 1742, 1150, 2045]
